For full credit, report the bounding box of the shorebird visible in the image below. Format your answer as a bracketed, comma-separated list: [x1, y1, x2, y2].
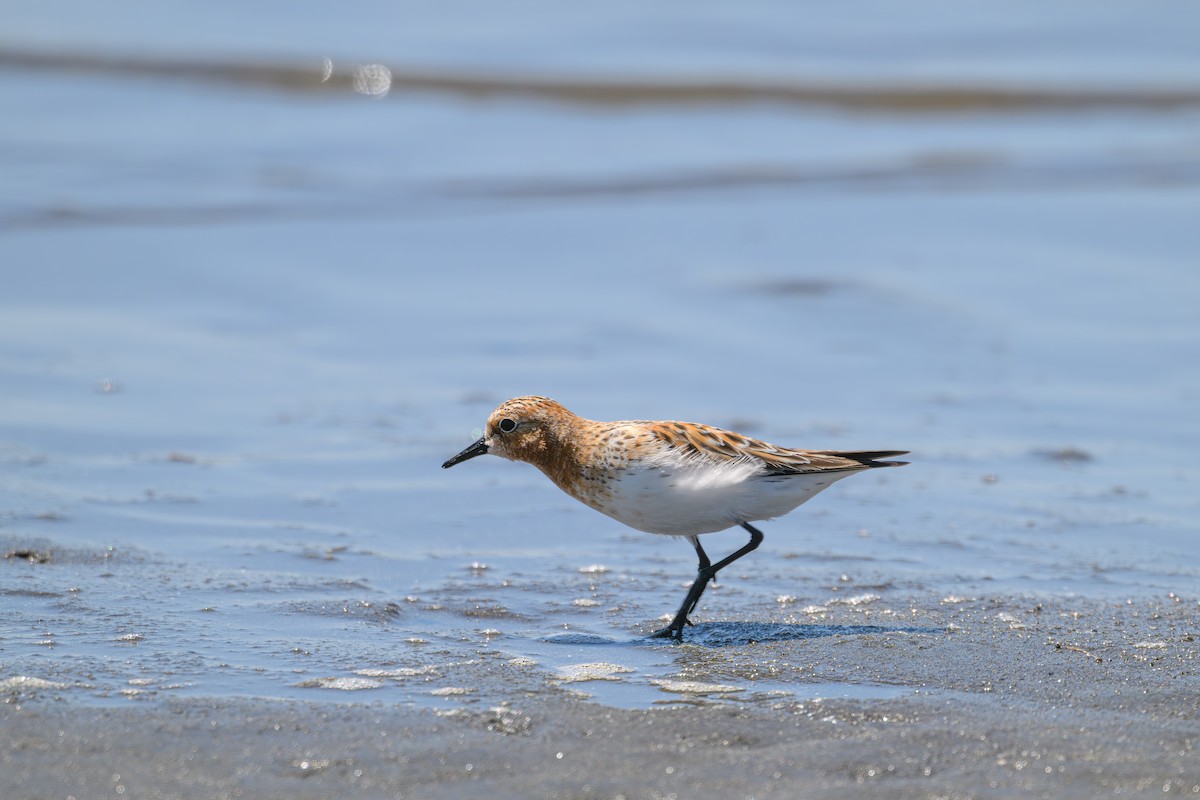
[443, 396, 906, 639]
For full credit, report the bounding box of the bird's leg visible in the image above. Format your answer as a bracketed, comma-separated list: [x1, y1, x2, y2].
[650, 549, 711, 639]
[686, 536, 712, 613]
[651, 523, 764, 640]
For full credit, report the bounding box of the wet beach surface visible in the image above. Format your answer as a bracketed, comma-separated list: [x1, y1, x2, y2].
[3, 2, 1200, 797]
[4, 582, 1198, 798]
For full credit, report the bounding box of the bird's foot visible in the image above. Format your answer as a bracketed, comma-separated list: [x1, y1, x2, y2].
[649, 616, 694, 640]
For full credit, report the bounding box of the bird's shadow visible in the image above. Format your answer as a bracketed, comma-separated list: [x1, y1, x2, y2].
[666, 621, 942, 647]
[541, 621, 941, 648]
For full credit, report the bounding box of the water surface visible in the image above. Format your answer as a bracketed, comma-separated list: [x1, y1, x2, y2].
[2, 2, 1198, 709]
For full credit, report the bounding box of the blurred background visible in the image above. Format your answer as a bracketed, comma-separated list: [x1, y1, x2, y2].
[1, 2, 1198, 699]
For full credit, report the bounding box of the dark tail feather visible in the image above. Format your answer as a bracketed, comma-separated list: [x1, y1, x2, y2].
[814, 449, 909, 468]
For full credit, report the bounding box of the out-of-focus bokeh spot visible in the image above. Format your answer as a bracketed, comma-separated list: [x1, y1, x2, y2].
[351, 63, 391, 97]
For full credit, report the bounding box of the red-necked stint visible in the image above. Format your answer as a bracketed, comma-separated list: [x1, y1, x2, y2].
[443, 396, 907, 640]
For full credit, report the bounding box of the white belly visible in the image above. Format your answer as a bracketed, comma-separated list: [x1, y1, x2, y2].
[588, 461, 854, 536]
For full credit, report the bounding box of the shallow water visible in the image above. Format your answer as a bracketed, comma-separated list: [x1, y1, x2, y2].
[2, 3, 1199, 711]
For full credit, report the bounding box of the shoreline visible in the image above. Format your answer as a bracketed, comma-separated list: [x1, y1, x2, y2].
[5, 595, 1197, 799]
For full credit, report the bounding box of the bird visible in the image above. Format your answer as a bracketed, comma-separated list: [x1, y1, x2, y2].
[442, 396, 907, 640]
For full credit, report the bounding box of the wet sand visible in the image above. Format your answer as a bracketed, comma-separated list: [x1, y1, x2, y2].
[5, 594, 1196, 799]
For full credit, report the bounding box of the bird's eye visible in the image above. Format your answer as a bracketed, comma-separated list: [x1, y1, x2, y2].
[498, 418, 517, 433]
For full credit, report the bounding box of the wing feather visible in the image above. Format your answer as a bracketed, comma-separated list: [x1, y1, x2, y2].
[645, 422, 907, 475]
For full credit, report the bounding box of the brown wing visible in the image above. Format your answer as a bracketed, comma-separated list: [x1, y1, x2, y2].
[646, 421, 908, 475]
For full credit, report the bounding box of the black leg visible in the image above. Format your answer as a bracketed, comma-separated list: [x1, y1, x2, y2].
[682, 536, 712, 619]
[692, 536, 711, 572]
[651, 523, 764, 640]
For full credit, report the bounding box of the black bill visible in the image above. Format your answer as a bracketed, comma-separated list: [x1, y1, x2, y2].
[442, 437, 489, 469]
